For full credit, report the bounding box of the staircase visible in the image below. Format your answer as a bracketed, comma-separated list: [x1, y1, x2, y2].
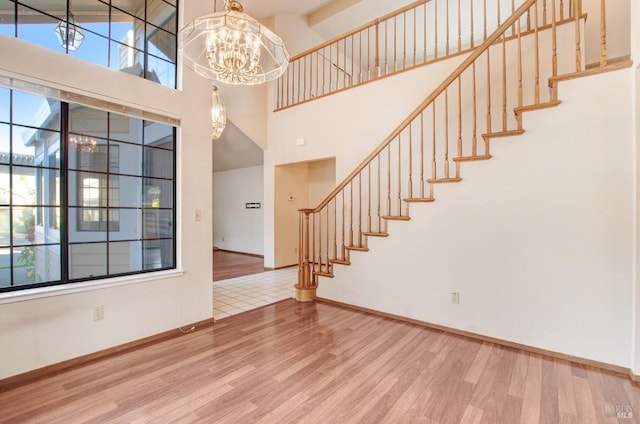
[291, 0, 630, 302]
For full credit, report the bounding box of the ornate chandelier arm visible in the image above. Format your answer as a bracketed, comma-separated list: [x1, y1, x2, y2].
[180, 1, 289, 84]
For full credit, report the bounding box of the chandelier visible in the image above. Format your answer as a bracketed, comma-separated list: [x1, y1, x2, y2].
[180, 0, 289, 85]
[211, 86, 226, 140]
[54, 3, 85, 52]
[69, 135, 97, 153]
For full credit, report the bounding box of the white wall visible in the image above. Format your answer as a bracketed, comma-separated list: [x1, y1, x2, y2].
[271, 158, 336, 268]
[634, 65, 639, 375]
[261, 2, 636, 369]
[631, 0, 640, 375]
[217, 84, 269, 150]
[582, 0, 630, 65]
[308, 158, 337, 206]
[213, 14, 328, 150]
[308, 0, 631, 65]
[274, 163, 310, 268]
[274, 14, 327, 57]
[264, 54, 465, 267]
[318, 70, 634, 368]
[264, 16, 579, 267]
[213, 166, 264, 255]
[0, 0, 213, 380]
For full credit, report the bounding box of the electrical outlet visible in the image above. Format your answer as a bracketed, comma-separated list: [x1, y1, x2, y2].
[451, 292, 460, 304]
[93, 304, 104, 321]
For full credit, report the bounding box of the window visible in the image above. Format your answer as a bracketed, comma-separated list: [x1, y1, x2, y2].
[2, 0, 178, 89]
[75, 145, 120, 231]
[0, 87, 176, 292]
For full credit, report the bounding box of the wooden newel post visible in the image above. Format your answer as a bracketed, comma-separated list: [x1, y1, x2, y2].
[295, 209, 316, 302]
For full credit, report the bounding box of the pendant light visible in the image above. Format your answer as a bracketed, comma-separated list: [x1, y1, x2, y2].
[180, 0, 289, 85]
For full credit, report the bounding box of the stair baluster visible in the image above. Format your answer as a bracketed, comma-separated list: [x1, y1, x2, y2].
[293, 0, 620, 302]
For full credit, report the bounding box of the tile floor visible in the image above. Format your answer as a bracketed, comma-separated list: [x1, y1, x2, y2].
[213, 266, 297, 320]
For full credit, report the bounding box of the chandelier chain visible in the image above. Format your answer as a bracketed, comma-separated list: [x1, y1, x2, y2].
[214, 0, 232, 13]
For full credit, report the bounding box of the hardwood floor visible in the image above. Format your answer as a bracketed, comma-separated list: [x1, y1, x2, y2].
[213, 249, 266, 281]
[1, 299, 638, 423]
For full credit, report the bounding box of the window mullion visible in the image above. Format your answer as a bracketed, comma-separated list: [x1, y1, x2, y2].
[60, 102, 70, 282]
[106, 114, 110, 274]
[8, 90, 14, 287]
[171, 127, 177, 268]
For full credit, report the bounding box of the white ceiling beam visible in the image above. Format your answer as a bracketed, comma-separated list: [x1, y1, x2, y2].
[306, 0, 362, 27]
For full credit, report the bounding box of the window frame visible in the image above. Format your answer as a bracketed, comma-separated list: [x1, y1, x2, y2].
[75, 144, 121, 232]
[0, 88, 177, 293]
[7, 0, 178, 89]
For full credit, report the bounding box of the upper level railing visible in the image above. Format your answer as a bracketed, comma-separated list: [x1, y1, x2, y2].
[295, 0, 619, 294]
[274, 0, 579, 111]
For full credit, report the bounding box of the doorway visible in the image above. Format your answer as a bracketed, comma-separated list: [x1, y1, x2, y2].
[273, 157, 336, 268]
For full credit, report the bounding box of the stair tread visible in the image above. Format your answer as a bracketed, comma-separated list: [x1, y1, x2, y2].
[330, 259, 351, 265]
[453, 155, 492, 162]
[550, 59, 632, 85]
[427, 177, 462, 183]
[404, 197, 436, 203]
[363, 232, 389, 237]
[315, 271, 334, 278]
[482, 129, 524, 138]
[382, 215, 411, 221]
[345, 245, 369, 252]
[514, 101, 561, 113]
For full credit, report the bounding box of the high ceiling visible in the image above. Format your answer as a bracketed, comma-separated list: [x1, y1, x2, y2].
[239, 0, 334, 19]
[212, 121, 263, 173]
[0, 0, 413, 37]
[213, 0, 418, 172]
[240, 0, 410, 39]
[0, 0, 417, 172]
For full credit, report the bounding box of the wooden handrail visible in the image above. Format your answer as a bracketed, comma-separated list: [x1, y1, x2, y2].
[294, 0, 605, 301]
[275, 0, 583, 111]
[278, 0, 532, 110]
[310, 0, 537, 213]
[278, 15, 581, 111]
[290, 21, 377, 63]
[289, 0, 433, 63]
